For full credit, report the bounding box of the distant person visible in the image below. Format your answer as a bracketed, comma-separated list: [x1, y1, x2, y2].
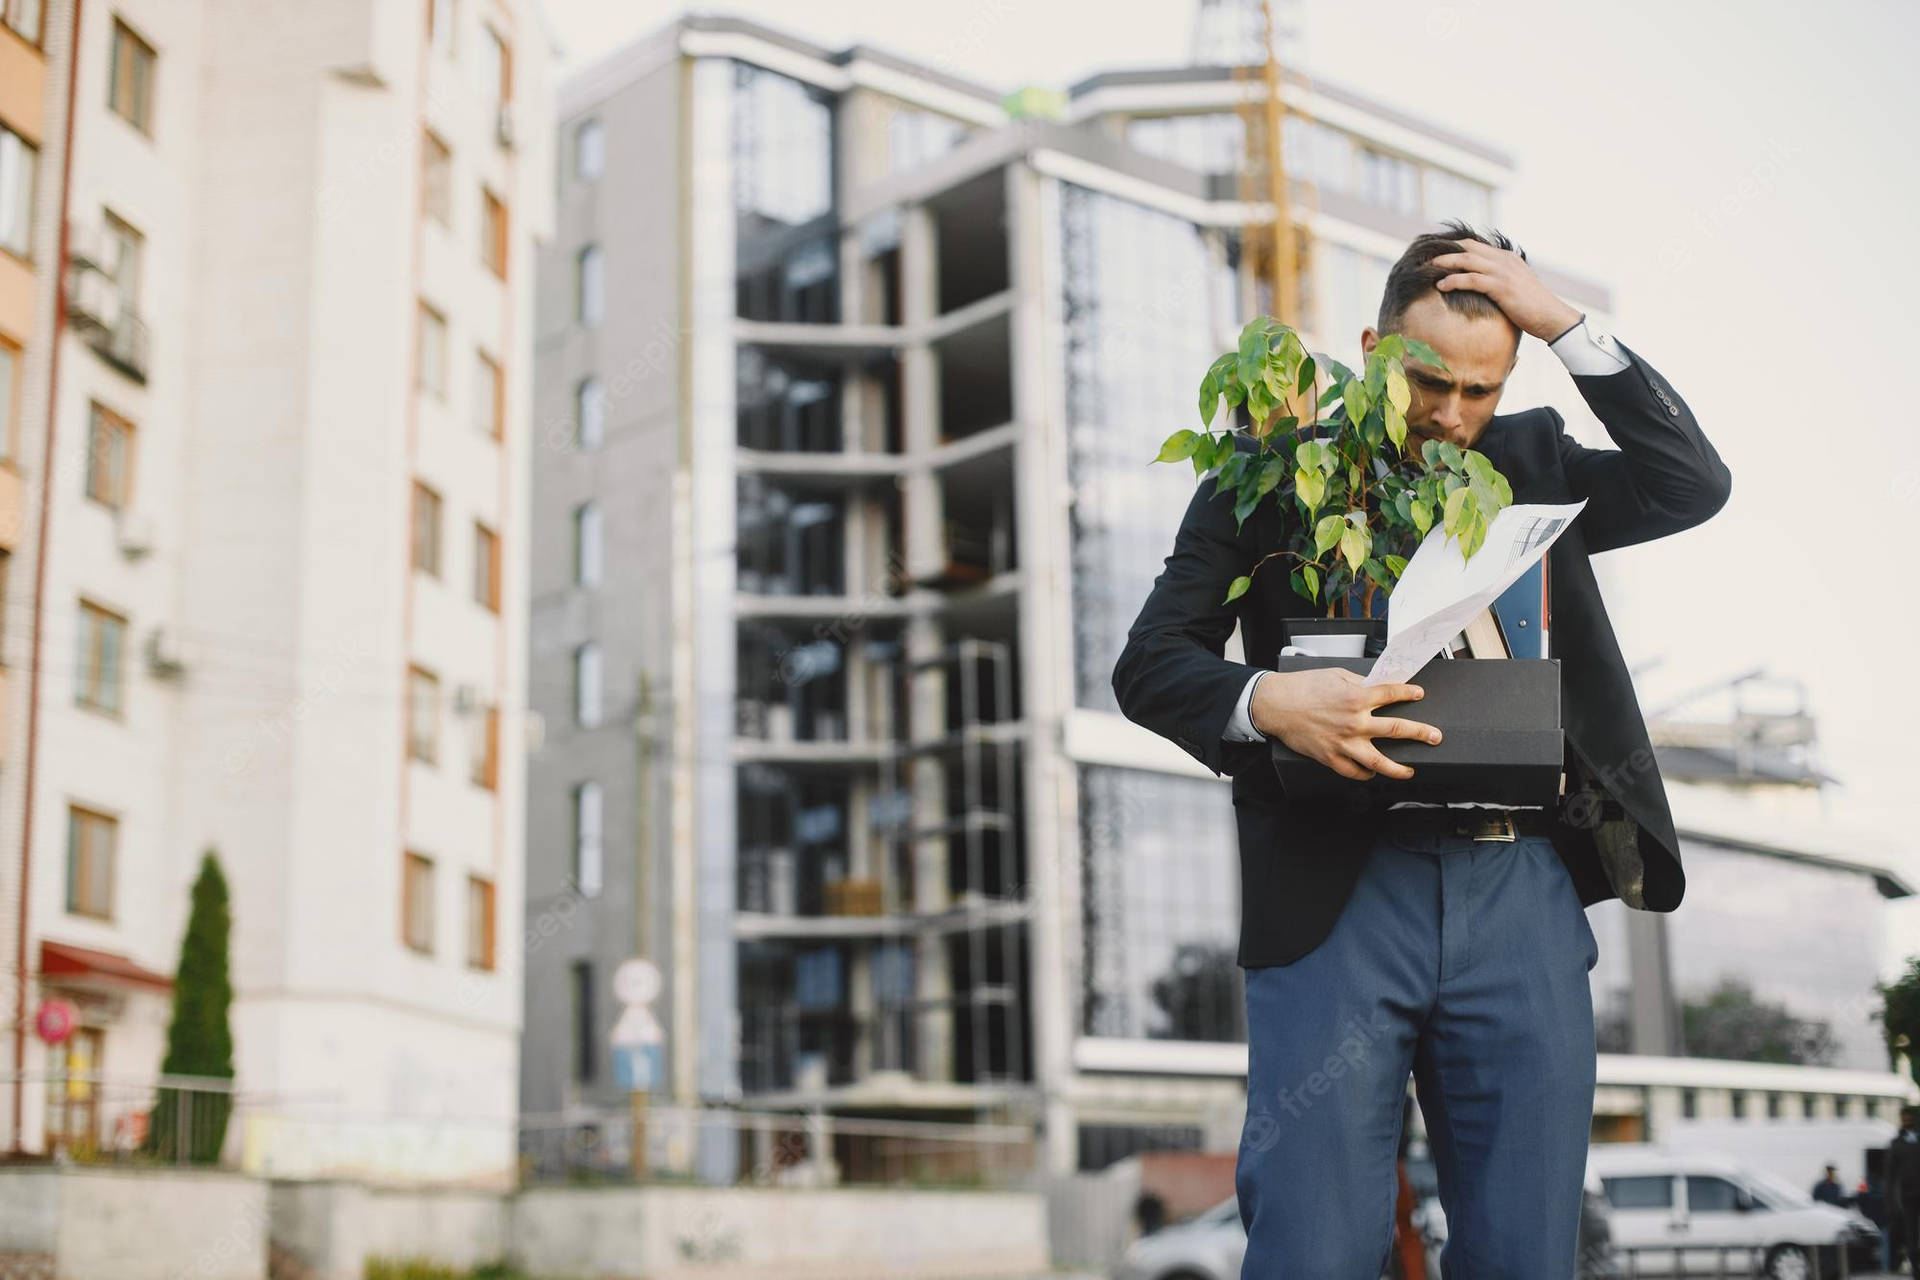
[1813, 1162, 1847, 1206]
[1889, 1107, 1920, 1274]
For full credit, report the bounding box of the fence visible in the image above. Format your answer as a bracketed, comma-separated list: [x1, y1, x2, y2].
[517, 1103, 1039, 1191]
[1, 1071, 250, 1168]
[1607, 1242, 1861, 1278]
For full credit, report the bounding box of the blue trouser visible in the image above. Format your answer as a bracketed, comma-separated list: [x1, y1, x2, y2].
[1236, 829, 1600, 1278]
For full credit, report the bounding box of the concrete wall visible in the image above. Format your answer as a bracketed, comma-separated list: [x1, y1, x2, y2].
[270, 1182, 508, 1280]
[0, 1167, 268, 1280]
[510, 1185, 1049, 1280]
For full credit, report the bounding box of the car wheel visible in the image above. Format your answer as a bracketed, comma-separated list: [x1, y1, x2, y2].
[1761, 1243, 1812, 1280]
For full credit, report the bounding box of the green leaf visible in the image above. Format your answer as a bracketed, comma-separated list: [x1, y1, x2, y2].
[1198, 371, 1221, 428]
[1320, 355, 1355, 385]
[1155, 429, 1202, 464]
[1458, 512, 1488, 559]
[1385, 364, 1411, 415]
[1233, 490, 1262, 529]
[1372, 333, 1405, 361]
[1212, 451, 1247, 496]
[1339, 523, 1371, 574]
[1238, 324, 1264, 388]
[1363, 557, 1392, 589]
[1295, 354, 1317, 396]
[1295, 467, 1325, 511]
[1410, 498, 1433, 536]
[1256, 457, 1286, 495]
[1384, 401, 1407, 453]
[1246, 381, 1272, 425]
[1384, 554, 1408, 576]
[1223, 575, 1252, 605]
[1301, 563, 1320, 600]
[1463, 450, 1496, 487]
[1438, 441, 1464, 471]
[1223, 377, 1246, 409]
[1443, 485, 1475, 535]
[1341, 381, 1371, 433]
[1314, 513, 1344, 556]
[1402, 337, 1447, 373]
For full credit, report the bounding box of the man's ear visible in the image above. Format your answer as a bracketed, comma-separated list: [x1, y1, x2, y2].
[1360, 326, 1379, 358]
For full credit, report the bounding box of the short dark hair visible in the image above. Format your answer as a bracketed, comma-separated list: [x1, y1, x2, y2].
[1376, 218, 1528, 335]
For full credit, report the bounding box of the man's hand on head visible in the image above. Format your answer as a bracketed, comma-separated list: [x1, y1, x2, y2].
[1429, 238, 1583, 343]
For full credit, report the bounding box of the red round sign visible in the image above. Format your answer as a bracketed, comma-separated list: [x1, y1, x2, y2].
[33, 998, 77, 1045]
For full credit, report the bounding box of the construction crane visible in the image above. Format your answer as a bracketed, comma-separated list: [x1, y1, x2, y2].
[1192, 0, 1315, 334]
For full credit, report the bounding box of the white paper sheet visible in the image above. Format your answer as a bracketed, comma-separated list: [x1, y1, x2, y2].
[1363, 499, 1587, 686]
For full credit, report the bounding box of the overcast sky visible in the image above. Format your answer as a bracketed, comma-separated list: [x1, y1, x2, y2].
[542, 1, 1920, 844]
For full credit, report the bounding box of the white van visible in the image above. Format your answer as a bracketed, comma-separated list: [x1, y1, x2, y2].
[1587, 1144, 1879, 1279]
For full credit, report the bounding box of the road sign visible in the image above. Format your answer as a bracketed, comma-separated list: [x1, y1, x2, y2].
[33, 999, 76, 1046]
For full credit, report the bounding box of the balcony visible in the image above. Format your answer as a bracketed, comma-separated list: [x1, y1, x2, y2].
[65, 247, 148, 384]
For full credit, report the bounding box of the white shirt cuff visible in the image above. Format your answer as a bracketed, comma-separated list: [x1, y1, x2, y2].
[1549, 316, 1630, 376]
[1224, 670, 1267, 742]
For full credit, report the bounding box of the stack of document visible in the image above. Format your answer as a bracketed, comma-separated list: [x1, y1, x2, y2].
[1364, 500, 1586, 686]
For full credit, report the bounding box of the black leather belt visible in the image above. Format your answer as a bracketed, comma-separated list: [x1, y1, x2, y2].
[1379, 805, 1558, 842]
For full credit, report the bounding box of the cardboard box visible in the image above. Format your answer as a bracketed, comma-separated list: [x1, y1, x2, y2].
[1267, 655, 1563, 806]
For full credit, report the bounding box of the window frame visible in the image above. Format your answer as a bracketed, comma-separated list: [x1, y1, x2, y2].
[415, 300, 448, 398]
[84, 401, 135, 510]
[575, 245, 604, 326]
[469, 702, 499, 790]
[75, 598, 127, 716]
[480, 186, 508, 277]
[573, 641, 601, 729]
[402, 850, 435, 953]
[466, 874, 496, 969]
[0, 124, 38, 261]
[65, 804, 117, 920]
[573, 501, 602, 587]
[421, 128, 453, 226]
[471, 518, 499, 611]
[410, 479, 443, 577]
[407, 663, 440, 764]
[107, 17, 157, 136]
[574, 118, 604, 181]
[474, 348, 503, 439]
[0, 336, 20, 464]
[1, 0, 45, 46]
[572, 780, 603, 898]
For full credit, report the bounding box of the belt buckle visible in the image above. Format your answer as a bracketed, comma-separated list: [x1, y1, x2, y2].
[1464, 812, 1517, 842]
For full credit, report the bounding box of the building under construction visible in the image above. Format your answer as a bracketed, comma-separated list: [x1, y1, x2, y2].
[519, 11, 1913, 1181]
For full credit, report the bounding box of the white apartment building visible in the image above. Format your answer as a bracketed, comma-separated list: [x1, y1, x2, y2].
[0, 0, 553, 1185]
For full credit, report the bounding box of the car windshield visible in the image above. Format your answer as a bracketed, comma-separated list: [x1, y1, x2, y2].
[1743, 1168, 1817, 1209]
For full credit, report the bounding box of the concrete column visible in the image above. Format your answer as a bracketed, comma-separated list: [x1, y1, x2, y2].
[1006, 161, 1080, 1176]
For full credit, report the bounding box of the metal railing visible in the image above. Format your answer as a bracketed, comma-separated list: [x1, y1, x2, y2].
[1611, 1240, 1862, 1278]
[517, 1103, 1038, 1190]
[3, 1071, 245, 1167]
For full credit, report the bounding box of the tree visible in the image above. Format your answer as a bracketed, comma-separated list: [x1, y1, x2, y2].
[144, 850, 235, 1163]
[1875, 957, 1920, 1088]
[1148, 942, 1246, 1043]
[1681, 976, 1836, 1066]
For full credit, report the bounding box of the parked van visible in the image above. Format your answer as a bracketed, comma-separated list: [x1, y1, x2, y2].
[1587, 1144, 1879, 1279]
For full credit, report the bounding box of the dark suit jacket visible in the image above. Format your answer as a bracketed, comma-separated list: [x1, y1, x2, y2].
[1111, 342, 1733, 969]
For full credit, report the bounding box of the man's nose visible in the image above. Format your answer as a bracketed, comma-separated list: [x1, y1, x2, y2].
[1431, 396, 1464, 431]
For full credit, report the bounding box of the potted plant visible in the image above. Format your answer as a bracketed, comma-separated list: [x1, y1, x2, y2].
[1153, 315, 1560, 805]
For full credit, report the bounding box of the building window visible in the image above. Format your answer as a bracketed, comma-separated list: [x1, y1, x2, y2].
[1680, 1087, 1697, 1119]
[574, 377, 604, 449]
[472, 520, 499, 611]
[427, 0, 456, 58]
[573, 642, 601, 728]
[402, 851, 435, 953]
[1766, 1090, 1782, 1119]
[76, 600, 126, 715]
[411, 480, 442, 576]
[570, 960, 596, 1081]
[1729, 1090, 1746, 1120]
[108, 18, 156, 135]
[575, 246, 603, 325]
[0, 337, 20, 463]
[2, 0, 44, 44]
[469, 703, 499, 790]
[1356, 146, 1421, 217]
[478, 26, 511, 118]
[466, 875, 495, 970]
[573, 501, 602, 586]
[421, 129, 452, 225]
[102, 211, 142, 309]
[474, 350, 502, 438]
[84, 403, 134, 510]
[574, 119, 604, 181]
[572, 781, 602, 898]
[0, 125, 36, 259]
[416, 302, 447, 397]
[480, 188, 507, 277]
[407, 664, 439, 763]
[1835, 1094, 1852, 1118]
[65, 805, 117, 919]
[1802, 1092, 1816, 1118]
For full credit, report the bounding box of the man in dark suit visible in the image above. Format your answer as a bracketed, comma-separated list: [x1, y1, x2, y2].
[1112, 221, 1731, 1276]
